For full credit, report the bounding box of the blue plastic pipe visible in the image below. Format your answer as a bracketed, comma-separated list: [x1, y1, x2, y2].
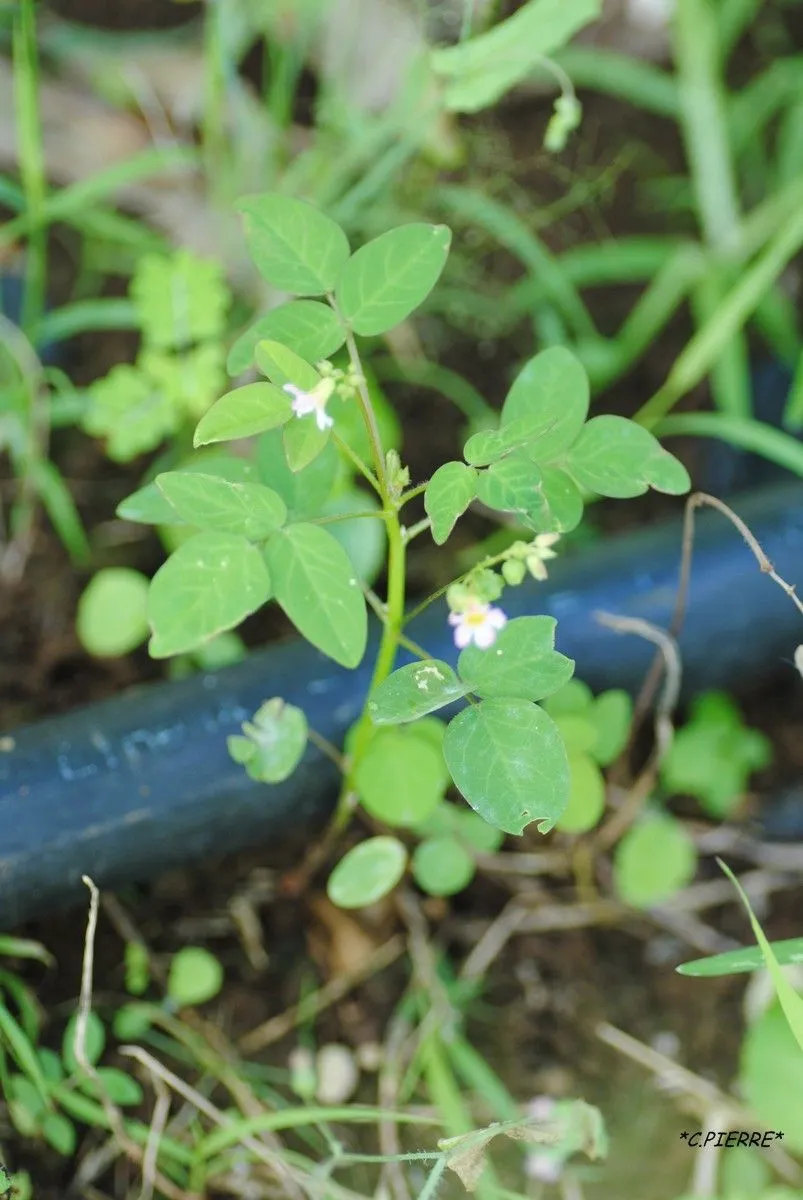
[2, 480, 802, 927]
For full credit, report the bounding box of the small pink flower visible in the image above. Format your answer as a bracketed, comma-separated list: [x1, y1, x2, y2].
[448, 600, 507, 650]
[283, 379, 335, 432]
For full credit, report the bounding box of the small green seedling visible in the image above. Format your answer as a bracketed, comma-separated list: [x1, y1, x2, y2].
[119, 191, 691, 911]
[660, 690, 772, 819]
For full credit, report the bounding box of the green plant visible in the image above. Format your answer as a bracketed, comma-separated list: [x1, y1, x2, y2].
[661, 690, 773, 818]
[118, 191, 691, 909]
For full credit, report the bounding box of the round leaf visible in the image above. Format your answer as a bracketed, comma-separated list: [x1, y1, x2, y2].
[193, 382, 292, 448]
[613, 814, 697, 908]
[590, 690, 633, 766]
[76, 568, 150, 658]
[457, 616, 574, 702]
[501, 346, 589, 462]
[167, 947, 224, 1008]
[443, 698, 570, 835]
[412, 835, 475, 896]
[368, 660, 469, 725]
[327, 837, 408, 909]
[476, 453, 542, 520]
[336, 224, 452, 336]
[148, 532, 272, 658]
[227, 300, 345, 376]
[355, 726, 448, 827]
[236, 194, 350, 295]
[230, 698, 308, 784]
[156, 473, 287, 540]
[565, 415, 691, 498]
[425, 461, 478, 545]
[525, 465, 584, 534]
[62, 1011, 105, 1073]
[264, 523, 367, 668]
[555, 753, 606, 834]
[95, 1068, 144, 1106]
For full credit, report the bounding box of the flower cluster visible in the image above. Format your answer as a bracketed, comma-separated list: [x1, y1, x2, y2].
[283, 361, 363, 432]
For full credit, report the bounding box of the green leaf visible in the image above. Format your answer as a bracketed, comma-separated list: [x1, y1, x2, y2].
[42, 1112, 76, 1157]
[148, 532, 272, 658]
[443, 698, 570, 835]
[476, 454, 542, 520]
[94, 1068, 144, 1106]
[613, 814, 697, 908]
[193, 382, 292, 447]
[431, 0, 601, 113]
[0, 1006, 50, 1108]
[355, 726, 448, 827]
[453, 809, 505, 854]
[525, 465, 585, 533]
[336, 224, 452, 336]
[156, 472, 287, 540]
[678, 937, 803, 977]
[739, 1003, 803, 1153]
[236, 194, 350, 295]
[82, 363, 178, 461]
[464, 413, 556, 467]
[283, 410, 331, 471]
[167, 947, 224, 1008]
[502, 347, 590, 462]
[140, 343, 227, 420]
[256, 428, 338, 518]
[660, 691, 772, 818]
[327, 838, 408, 909]
[565, 415, 691, 498]
[555, 753, 606, 834]
[227, 300, 345, 375]
[76, 568, 150, 658]
[367, 660, 469, 724]
[542, 678, 593, 716]
[62, 1011, 105, 1073]
[227, 698, 308, 784]
[264, 523, 367, 668]
[131, 249, 229, 349]
[457, 616, 574, 702]
[255, 339, 321, 391]
[412, 836, 476, 897]
[321, 487, 386, 586]
[589, 690, 632, 766]
[118, 451, 260, 526]
[425, 462, 478, 545]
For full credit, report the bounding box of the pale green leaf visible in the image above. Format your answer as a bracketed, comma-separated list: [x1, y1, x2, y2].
[156, 472, 287, 539]
[336, 224, 452, 336]
[367, 660, 469, 725]
[590, 690, 632, 766]
[148, 532, 272, 657]
[131, 249, 229, 349]
[283, 411, 331, 471]
[525, 465, 584, 533]
[739, 1004, 803, 1152]
[431, 0, 600, 113]
[355, 726, 448, 827]
[321, 487, 386, 585]
[457, 616, 574, 702]
[227, 300, 345, 375]
[502, 346, 590, 462]
[463, 413, 557, 467]
[412, 836, 475, 897]
[476, 454, 542, 520]
[264, 523, 367, 667]
[256, 428, 338, 518]
[443, 698, 570, 835]
[193, 382, 292, 447]
[613, 814, 697, 908]
[167, 947, 224, 1008]
[425, 461, 477, 545]
[678, 938, 803, 977]
[327, 837, 408, 909]
[555, 753, 606, 834]
[255, 339, 320, 391]
[565, 415, 691, 498]
[228, 699, 307, 784]
[76, 568, 150, 658]
[236, 194, 350, 295]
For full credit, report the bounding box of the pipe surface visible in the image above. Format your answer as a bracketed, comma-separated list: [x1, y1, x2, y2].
[2, 480, 803, 927]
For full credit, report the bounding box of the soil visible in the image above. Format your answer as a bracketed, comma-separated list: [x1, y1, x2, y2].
[2, 3, 803, 1198]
